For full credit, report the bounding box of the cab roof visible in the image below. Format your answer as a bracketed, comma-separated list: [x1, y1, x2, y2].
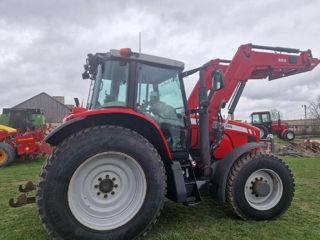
[250, 111, 271, 115]
[110, 49, 185, 70]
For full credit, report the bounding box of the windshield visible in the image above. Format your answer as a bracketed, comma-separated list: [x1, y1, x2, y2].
[252, 114, 260, 123]
[91, 60, 129, 109]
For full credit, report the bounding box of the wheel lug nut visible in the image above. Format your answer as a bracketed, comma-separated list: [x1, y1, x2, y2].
[260, 177, 263, 180]
[114, 184, 118, 188]
[98, 177, 102, 181]
[106, 174, 109, 178]
[112, 177, 116, 181]
[94, 185, 98, 188]
[97, 192, 101, 196]
[104, 194, 108, 198]
[255, 178, 258, 181]
[111, 191, 115, 195]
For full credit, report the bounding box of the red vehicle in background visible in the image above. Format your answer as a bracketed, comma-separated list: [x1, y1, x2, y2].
[250, 111, 295, 141]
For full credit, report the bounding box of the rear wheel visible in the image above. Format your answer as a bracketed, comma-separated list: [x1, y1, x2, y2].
[226, 152, 294, 220]
[284, 130, 295, 141]
[0, 142, 15, 167]
[36, 125, 166, 240]
[258, 126, 268, 139]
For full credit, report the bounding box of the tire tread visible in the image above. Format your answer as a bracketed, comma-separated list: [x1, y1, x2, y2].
[226, 151, 295, 220]
[36, 125, 167, 240]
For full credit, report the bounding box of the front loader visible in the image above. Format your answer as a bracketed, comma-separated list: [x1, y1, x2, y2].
[10, 44, 319, 240]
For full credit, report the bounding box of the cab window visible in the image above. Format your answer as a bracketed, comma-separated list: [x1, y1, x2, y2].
[261, 113, 270, 123]
[252, 114, 260, 123]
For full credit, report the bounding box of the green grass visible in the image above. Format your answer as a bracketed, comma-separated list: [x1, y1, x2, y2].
[310, 136, 320, 140]
[0, 156, 320, 240]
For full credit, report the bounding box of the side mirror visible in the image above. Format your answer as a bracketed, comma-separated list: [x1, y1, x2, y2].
[218, 99, 226, 111]
[82, 71, 90, 79]
[211, 69, 225, 91]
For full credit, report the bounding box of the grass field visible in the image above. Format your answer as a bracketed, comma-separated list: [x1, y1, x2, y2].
[0, 156, 319, 240]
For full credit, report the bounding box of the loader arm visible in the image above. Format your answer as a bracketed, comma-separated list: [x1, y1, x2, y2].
[188, 43, 320, 120]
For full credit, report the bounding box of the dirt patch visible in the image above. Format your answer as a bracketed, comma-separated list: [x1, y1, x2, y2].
[0, 186, 10, 190]
[298, 203, 313, 212]
[10, 180, 29, 185]
[276, 139, 320, 157]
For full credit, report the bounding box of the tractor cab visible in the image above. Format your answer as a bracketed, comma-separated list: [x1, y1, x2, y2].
[0, 108, 45, 132]
[84, 49, 188, 152]
[251, 111, 272, 124]
[250, 111, 273, 139]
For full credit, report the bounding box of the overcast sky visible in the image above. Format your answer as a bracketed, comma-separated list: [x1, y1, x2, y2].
[1, 0, 319, 120]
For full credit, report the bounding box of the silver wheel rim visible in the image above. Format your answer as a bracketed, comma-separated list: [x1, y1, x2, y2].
[287, 132, 294, 140]
[68, 152, 147, 230]
[244, 169, 283, 211]
[259, 129, 265, 138]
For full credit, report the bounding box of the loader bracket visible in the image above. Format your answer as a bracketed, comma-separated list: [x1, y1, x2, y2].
[9, 181, 37, 208]
[19, 181, 36, 193]
[9, 194, 35, 208]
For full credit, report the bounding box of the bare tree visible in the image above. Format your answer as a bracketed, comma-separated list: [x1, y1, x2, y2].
[308, 95, 320, 119]
[270, 108, 282, 121]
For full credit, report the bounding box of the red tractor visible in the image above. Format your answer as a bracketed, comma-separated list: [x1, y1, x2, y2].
[10, 44, 319, 240]
[250, 111, 295, 141]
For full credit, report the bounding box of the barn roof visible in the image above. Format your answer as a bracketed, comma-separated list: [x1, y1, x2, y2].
[13, 92, 72, 110]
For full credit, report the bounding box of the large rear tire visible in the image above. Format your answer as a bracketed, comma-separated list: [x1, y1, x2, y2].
[226, 152, 294, 220]
[36, 125, 166, 240]
[0, 142, 15, 167]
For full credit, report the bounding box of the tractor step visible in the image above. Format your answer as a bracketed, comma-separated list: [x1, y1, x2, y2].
[183, 199, 201, 206]
[9, 193, 35, 207]
[182, 161, 202, 206]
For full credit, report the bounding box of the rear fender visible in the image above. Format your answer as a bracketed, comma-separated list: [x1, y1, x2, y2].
[45, 112, 172, 161]
[280, 129, 287, 138]
[211, 142, 264, 202]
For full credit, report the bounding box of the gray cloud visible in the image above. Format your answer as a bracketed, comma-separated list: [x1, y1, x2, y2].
[0, 0, 320, 120]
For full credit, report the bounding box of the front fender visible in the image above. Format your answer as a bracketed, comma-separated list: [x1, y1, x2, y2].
[45, 116, 86, 145]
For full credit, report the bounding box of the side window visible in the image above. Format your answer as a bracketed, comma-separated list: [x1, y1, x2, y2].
[261, 114, 270, 122]
[137, 83, 154, 106]
[158, 75, 184, 114]
[135, 63, 187, 152]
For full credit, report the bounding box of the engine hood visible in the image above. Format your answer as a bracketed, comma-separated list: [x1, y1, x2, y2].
[225, 120, 260, 137]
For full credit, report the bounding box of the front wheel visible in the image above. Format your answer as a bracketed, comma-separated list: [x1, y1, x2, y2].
[36, 125, 166, 240]
[226, 152, 294, 220]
